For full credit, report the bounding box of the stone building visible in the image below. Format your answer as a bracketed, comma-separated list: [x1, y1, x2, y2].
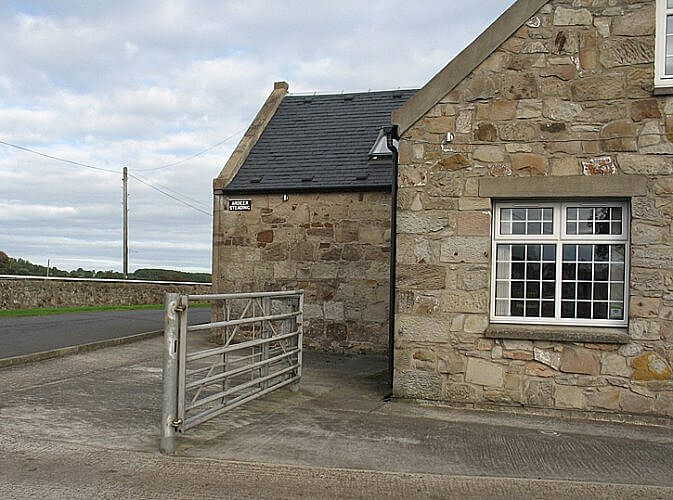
[213, 84, 414, 352]
[391, 0, 673, 418]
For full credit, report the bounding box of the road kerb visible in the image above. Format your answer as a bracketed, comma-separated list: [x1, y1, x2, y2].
[0, 329, 163, 369]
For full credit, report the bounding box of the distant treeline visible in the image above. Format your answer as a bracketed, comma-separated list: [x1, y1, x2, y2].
[0, 251, 211, 283]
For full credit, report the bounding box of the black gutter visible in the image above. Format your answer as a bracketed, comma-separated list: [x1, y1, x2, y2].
[385, 125, 399, 388]
[216, 183, 391, 196]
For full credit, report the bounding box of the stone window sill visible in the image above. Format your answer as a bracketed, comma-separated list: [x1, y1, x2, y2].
[653, 84, 673, 96]
[484, 324, 629, 344]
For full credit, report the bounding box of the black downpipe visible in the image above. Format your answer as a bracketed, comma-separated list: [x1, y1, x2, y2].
[385, 125, 400, 388]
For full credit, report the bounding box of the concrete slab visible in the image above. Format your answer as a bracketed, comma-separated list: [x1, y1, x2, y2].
[1, 336, 672, 498]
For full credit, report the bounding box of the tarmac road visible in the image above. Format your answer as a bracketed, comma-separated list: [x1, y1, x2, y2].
[0, 307, 211, 359]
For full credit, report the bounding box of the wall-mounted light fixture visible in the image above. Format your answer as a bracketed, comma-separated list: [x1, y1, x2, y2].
[441, 132, 454, 153]
[282, 194, 289, 202]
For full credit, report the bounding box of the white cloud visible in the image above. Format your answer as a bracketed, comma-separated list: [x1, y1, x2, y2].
[0, 202, 77, 220]
[0, 0, 512, 273]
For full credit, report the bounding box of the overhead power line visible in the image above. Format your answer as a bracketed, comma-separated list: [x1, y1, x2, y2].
[129, 173, 211, 217]
[130, 172, 211, 211]
[136, 130, 243, 172]
[0, 139, 119, 174]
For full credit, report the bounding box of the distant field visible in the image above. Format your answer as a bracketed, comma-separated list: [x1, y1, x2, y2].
[0, 303, 210, 318]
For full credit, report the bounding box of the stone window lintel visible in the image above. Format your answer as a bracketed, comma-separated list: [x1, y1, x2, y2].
[484, 324, 630, 344]
[479, 176, 648, 199]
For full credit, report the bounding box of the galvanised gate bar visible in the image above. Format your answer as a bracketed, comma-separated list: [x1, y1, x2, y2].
[160, 290, 304, 454]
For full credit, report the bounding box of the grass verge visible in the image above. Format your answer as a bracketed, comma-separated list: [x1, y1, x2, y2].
[0, 302, 210, 318]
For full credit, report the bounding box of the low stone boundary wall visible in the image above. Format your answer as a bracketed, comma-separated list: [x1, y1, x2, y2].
[0, 277, 211, 310]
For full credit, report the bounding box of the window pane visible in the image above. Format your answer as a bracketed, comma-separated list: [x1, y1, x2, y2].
[566, 204, 625, 235]
[526, 282, 540, 298]
[560, 243, 627, 322]
[609, 302, 624, 320]
[503, 207, 552, 235]
[593, 302, 608, 319]
[494, 242, 556, 319]
[511, 300, 524, 316]
[541, 301, 555, 317]
[577, 302, 591, 318]
[668, 1, 673, 10]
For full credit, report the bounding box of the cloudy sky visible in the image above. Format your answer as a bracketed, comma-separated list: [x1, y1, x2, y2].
[0, 0, 510, 274]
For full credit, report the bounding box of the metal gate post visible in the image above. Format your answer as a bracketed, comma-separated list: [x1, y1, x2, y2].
[160, 292, 180, 455]
[261, 296, 271, 389]
[289, 295, 302, 392]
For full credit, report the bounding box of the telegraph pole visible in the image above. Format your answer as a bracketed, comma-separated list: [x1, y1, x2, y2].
[123, 166, 129, 279]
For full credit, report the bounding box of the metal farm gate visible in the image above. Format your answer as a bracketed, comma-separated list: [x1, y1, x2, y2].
[160, 290, 304, 454]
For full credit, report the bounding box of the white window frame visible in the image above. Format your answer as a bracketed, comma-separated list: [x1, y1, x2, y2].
[490, 199, 630, 328]
[655, 0, 673, 91]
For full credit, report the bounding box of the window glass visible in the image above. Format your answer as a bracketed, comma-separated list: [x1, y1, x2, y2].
[560, 244, 626, 320]
[667, 15, 673, 75]
[500, 207, 553, 235]
[566, 205, 623, 235]
[493, 201, 628, 325]
[494, 243, 556, 318]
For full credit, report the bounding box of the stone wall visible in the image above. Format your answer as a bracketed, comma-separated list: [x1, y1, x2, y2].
[394, 0, 673, 418]
[213, 191, 391, 352]
[0, 278, 211, 309]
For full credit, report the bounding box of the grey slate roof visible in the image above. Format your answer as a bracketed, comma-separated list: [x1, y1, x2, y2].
[222, 89, 416, 193]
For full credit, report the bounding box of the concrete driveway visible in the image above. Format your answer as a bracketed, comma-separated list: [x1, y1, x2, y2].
[1, 336, 672, 498]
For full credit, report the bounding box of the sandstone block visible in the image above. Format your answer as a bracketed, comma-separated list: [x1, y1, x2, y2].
[397, 315, 451, 343]
[437, 349, 466, 374]
[560, 347, 600, 376]
[600, 38, 654, 68]
[630, 99, 661, 122]
[617, 154, 673, 175]
[498, 121, 539, 141]
[501, 72, 538, 100]
[516, 99, 543, 118]
[398, 211, 451, 235]
[601, 354, 631, 378]
[612, 5, 655, 37]
[600, 119, 637, 152]
[571, 74, 624, 101]
[432, 153, 470, 171]
[464, 75, 498, 102]
[550, 157, 580, 176]
[465, 357, 504, 387]
[457, 211, 491, 236]
[397, 265, 446, 290]
[534, 348, 561, 370]
[503, 350, 534, 360]
[442, 382, 477, 402]
[491, 100, 516, 120]
[440, 237, 489, 263]
[632, 352, 672, 381]
[621, 391, 653, 414]
[543, 99, 582, 121]
[475, 123, 498, 142]
[511, 153, 549, 176]
[463, 314, 489, 334]
[629, 319, 662, 340]
[394, 371, 442, 400]
[524, 379, 553, 407]
[473, 145, 504, 163]
[586, 388, 621, 410]
[553, 7, 592, 26]
[555, 385, 585, 409]
[630, 296, 661, 318]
